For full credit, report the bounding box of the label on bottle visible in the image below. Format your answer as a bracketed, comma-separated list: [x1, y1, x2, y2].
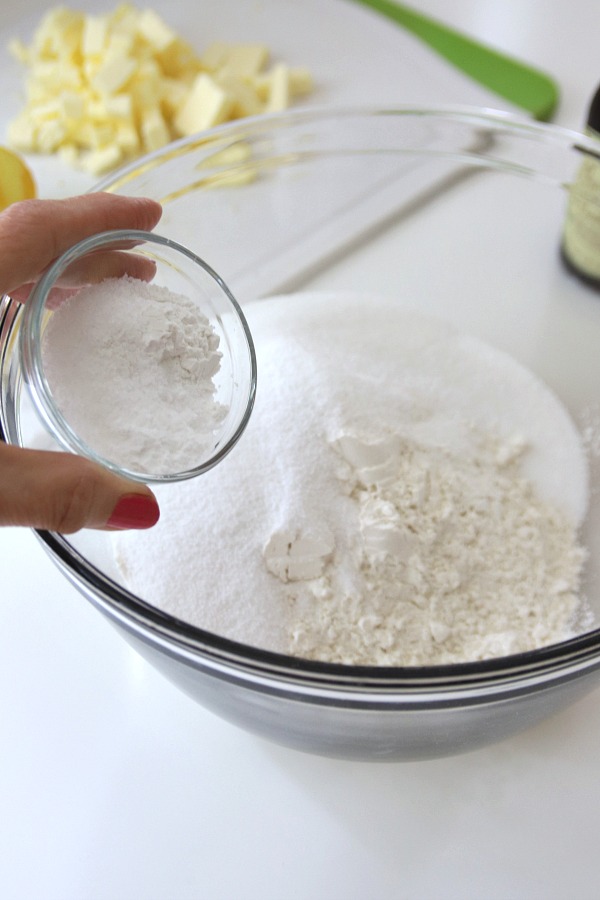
[562, 145, 600, 283]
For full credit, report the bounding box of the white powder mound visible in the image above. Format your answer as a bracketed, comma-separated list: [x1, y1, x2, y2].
[112, 291, 591, 664]
[41, 276, 225, 475]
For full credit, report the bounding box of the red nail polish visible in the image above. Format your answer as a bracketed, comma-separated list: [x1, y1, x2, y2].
[107, 494, 160, 530]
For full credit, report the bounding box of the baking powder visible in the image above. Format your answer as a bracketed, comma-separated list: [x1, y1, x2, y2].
[41, 276, 225, 474]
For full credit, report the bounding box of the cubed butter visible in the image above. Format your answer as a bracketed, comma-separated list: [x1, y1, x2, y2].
[91, 54, 137, 96]
[81, 15, 107, 57]
[115, 121, 140, 154]
[136, 9, 176, 51]
[7, 115, 37, 151]
[104, 93, 133, 120]
[80, 144, 123, 175]
[159, 77, 189, 116]
[174, 73, 234, 136]
[200, 41, 230, 72]
[58, 91, 85, 120]
[266, 63, 291, 112]
[36, 118, 67, 153]
[217, 74, 263, 117]
[7, 4, 313, 174]
[220, 43, 269, 78]
[141, 108, 170, 151]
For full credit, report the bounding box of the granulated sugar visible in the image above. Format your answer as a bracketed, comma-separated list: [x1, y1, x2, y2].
[41, 276, 225, 474]
[112, 291, 591, 664]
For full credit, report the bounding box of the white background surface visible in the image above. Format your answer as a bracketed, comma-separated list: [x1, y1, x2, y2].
[2, 2, 600, 898]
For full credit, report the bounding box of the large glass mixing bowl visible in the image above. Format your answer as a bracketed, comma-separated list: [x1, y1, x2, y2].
[3, 107, 600, 761]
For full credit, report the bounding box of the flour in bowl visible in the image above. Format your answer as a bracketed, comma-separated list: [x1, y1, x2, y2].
[112, 291, 591, 665]
[41, 276, 225, 474]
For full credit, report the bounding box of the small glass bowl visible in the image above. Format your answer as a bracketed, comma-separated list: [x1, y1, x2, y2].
[18, 229, 257, 483]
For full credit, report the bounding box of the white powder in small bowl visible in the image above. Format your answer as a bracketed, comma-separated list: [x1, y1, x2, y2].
[41, 276, 226, 475]
[112, 291, 592, 665]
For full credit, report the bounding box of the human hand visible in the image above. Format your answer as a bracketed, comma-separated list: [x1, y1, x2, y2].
[0, 193, 163, 533]
[2, 192, 162, 302]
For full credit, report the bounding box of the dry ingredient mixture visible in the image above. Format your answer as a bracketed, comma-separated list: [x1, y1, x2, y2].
[112, 291, 591, 665]
[41, 275, 225, 474]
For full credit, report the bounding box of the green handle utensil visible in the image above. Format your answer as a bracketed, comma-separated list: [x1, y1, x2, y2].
[351, 0, 559, 121]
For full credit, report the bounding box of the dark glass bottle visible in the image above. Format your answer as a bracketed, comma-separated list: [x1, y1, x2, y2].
[561, 85, 600, 287]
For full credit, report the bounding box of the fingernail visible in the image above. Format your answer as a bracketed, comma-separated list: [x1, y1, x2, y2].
[107, 493, 160, 530]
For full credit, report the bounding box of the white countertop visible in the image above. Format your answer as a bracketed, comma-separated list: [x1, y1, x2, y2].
[2, 2, 600, 898]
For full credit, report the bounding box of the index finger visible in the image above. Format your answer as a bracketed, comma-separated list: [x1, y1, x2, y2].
[0, 193, 163, 297]
[11, 250, 159, 306]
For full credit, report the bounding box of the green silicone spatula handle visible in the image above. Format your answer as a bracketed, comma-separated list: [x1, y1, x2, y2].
[351, 0, 559, 120]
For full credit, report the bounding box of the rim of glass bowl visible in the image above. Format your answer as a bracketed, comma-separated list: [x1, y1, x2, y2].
[3, 105, 600, 693]
[18, 229, 258, 484]
[90, 102, 600, 200]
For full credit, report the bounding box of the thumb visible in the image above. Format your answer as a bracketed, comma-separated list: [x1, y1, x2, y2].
[0, 443, 160, 533]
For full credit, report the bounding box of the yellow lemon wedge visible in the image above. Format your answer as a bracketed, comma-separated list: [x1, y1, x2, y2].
[0, 147, 36, 210]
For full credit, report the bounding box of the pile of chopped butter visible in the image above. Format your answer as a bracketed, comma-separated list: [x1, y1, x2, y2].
[7, 4, 313, 176]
